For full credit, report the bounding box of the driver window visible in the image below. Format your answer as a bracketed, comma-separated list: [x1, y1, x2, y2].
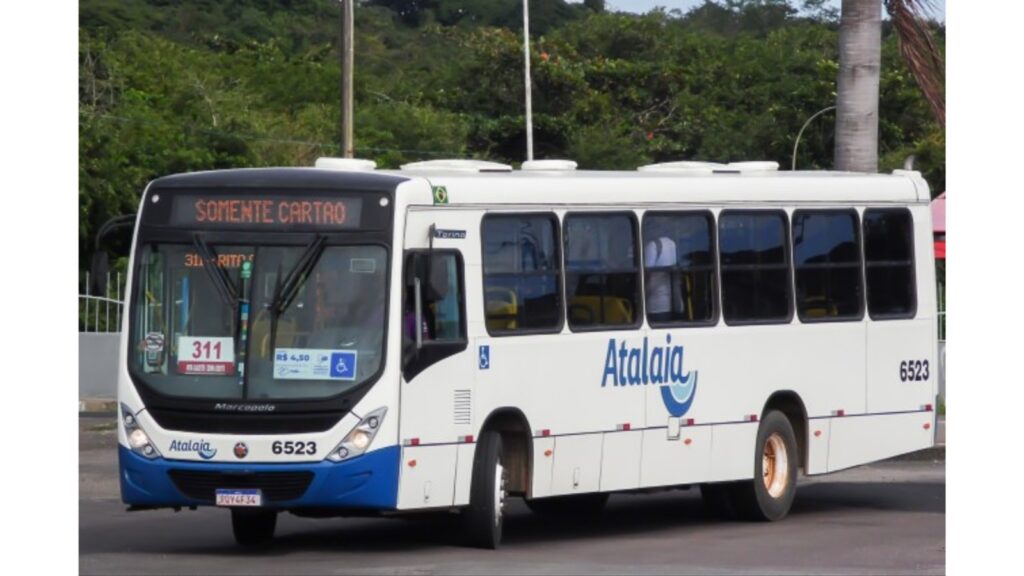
[403, 252, 465, 344]
[402, 251, 467, 380]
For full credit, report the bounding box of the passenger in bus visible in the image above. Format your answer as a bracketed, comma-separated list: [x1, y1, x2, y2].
[645, 227, 684, 323]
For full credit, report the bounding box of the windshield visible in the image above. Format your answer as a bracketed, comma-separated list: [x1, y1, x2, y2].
[131, 242, 388, 400]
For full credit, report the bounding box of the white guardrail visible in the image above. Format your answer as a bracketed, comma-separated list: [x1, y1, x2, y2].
[79, 271, 124, 333]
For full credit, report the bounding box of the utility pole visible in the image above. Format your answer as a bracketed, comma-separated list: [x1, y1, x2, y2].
[523, 0, 534, 162]
[340, 0, 354, 158]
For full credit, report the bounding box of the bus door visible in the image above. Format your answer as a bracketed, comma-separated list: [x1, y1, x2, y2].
[396, 213, 472, 509]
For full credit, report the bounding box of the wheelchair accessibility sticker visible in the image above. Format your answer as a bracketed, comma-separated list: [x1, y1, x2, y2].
[274, 348, 357, 381]
[479, 345, 490, 370]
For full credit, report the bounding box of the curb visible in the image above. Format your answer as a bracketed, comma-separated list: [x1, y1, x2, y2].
[79, 399, 117, 414]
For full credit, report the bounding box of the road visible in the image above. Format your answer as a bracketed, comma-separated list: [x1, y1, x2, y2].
[80, 416, 945, 575]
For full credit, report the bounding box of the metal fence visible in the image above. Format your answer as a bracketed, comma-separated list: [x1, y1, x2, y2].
[79, 271, 125, 333]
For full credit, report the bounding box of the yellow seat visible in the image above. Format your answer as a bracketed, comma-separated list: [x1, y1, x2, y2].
[485, 287, 518, 331]
[569, 296, 634, 325]
[802, 296, 839, 318]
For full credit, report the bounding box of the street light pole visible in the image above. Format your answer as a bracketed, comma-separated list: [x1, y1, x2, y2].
[340, 0, 354, 158]
[523, 0, 534, 162]
[791, 105, 836, 171]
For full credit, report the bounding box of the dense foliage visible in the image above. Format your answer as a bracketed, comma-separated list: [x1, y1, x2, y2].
[79, 0, 945, 270]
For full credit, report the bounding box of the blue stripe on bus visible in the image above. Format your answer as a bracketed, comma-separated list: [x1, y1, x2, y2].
[119, 444, 400, 510]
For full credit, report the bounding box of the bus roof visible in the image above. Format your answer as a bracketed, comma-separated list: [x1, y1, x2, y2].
[380, 168, 929, 206]
[145, 166, 928, 206]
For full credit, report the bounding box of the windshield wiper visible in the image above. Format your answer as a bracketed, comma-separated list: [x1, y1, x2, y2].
[268, 235, 327, 316]
[266, 236, 326, 363]
[192, 233, 238, 306]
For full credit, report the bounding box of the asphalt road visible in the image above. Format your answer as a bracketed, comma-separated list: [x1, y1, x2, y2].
[80, 416, 945, 575]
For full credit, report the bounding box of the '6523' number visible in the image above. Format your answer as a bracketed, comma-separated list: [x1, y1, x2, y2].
[271, 441, 316, 455]
[899, 360, 930, 382]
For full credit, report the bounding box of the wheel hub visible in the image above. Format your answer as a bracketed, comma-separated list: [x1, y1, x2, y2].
[494, 461, 505, 527]
[762, 432, 789, 498]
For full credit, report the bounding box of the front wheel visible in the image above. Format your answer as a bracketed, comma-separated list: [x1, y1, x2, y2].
[231, 509, 277, 547]
[461, 430, 505, 549]
[731, 410, 799, 521]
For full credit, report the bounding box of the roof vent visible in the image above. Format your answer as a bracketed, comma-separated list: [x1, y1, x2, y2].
[637, 161, 727, 173]
[521, 159, 578, 171]
[400, 159, 513, 173]
[315, 157, 377, 171]
[725, 161, 779, 172]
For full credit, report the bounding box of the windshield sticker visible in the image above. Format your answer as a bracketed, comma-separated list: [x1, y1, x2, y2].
[274, 348, 357, 381]
[144, 332, 165, 353]
[350, 258, 377, 274]
[177, 336, 236, 376]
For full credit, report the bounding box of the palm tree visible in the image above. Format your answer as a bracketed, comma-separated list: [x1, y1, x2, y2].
[835, 0, 944, 173]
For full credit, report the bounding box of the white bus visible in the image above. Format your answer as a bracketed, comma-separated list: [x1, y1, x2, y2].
[117, 158, 938, 548]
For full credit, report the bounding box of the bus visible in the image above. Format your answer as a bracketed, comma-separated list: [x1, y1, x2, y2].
[117, 158, 938, 548]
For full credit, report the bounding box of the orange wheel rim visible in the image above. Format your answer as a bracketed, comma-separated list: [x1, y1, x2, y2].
[762, 432, 789, 498]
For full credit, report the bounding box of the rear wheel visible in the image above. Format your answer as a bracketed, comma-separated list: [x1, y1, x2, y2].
[461, 430, 505, 549]
[525, 493, 609, 518]
[731, 410, 799, 521]
[231, 509, 277, 547]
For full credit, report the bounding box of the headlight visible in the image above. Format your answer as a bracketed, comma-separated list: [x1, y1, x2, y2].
[349, 430, 371, 451]
[128, 428, 150, 449]
[121, 403, 161, 460]
[327, 407, 386, 462]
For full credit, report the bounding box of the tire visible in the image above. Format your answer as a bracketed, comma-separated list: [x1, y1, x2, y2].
[461, 430, 505, 549]
[731, 410, 799, 521]
[525, 493, 609, 518]
[231, 509, 277, 547]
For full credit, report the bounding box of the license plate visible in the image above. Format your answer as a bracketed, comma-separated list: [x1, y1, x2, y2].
[215, 489, 262, 507]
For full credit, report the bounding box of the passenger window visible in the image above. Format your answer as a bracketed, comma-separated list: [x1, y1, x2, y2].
[863, 208, 917, 318]
[564, 213, 641, 330]
[642, 212, 716, 326]
[481, 214, 562, 334]
[719, 211, 792, 324]
[792, 210, 864, 322]
[402, 251, 467, 380]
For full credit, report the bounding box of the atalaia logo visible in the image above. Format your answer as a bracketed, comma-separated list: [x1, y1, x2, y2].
[600, 334, 699, 418]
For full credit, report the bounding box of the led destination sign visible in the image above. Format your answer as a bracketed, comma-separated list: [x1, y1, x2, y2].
[169, 195, 364, 229]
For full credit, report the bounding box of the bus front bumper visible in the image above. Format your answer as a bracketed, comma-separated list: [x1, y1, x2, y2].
[118, 444, 400, 510]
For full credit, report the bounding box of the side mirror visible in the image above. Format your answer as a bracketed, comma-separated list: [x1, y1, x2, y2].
[90, 251, 110, 296]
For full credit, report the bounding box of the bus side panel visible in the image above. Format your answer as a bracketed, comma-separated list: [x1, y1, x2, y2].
[708, 422, 759, 482]
[550, 434, 603, 496]
[599, 430, 643, 492]
[530, 436, 555, 498]
[453, 442, 475, 506]
[866, 319, 935, 413]
[639, 426, 712, 487]
[826, 412, 933, 472]
[397, 445, 458, 509]
[805, 418, 832, 475]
